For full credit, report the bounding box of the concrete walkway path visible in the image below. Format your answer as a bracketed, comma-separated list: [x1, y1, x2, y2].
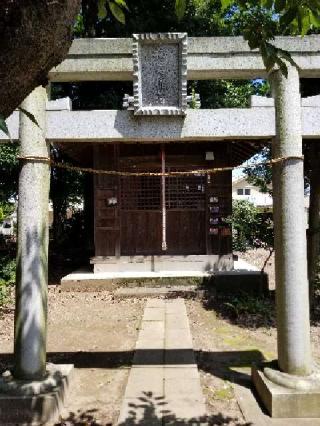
[117, 298, 207, 425]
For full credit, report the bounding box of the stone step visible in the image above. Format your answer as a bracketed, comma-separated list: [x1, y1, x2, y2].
[114, 286, 201, 299]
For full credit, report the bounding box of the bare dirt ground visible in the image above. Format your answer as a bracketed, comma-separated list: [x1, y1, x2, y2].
[0, 288, 145, 425]
[1, 273, 320, 424]
[187, 299, 277, 426]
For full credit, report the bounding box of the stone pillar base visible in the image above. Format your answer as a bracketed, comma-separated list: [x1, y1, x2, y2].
[0, 364, 73, 425]
[252, 363, 320, 418]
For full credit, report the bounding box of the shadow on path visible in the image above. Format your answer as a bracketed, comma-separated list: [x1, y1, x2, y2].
[57, 391, 252, 425]
[0, 348, 264, 389]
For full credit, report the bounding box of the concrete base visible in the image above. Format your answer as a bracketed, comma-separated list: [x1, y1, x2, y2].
[91, 254, 233, 273]
[61, 268, 268, 296]
[252, 364, 320, 418]
[0, 364, 74, 425]
[60, 257, 266, 294]
[61, 270, 210, 292]
[213, 271, 269, 296]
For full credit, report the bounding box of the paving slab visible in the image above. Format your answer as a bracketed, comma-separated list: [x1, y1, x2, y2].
[165, 348, 196, 365]
[143, 307, 166, 322]
[146, 299, 166, 308]
[165, 314, 189, 329]
[165, 329, 193, 347]
[124, 368, 164, 398]
[164, 366, 199, 380]
[141, 321, 165, 333]
[133, 349, 164, 365]
[117, 298, 207, 425]
[135, 339, 165, 350]
[117, 396, 164, 425]
[163, 399, 207, 420]
[164, 378, 203, 399]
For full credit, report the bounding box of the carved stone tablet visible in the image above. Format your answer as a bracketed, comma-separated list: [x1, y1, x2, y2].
[132, 33, 188, 115]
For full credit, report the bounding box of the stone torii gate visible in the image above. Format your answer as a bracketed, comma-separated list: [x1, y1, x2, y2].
[1, 34, 320, 422]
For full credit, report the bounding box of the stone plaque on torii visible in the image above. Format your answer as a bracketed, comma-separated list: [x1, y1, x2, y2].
[123, 33, 200, 115]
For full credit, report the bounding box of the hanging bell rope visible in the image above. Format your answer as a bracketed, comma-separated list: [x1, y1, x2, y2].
[161, 144, 167, 252]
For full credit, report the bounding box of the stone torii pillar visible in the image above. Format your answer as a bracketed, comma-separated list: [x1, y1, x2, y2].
[271, 65, 311, 377]
[0, 87, 73, 425]
[252, 65, 320, 418]
[14, 86, 50, 380]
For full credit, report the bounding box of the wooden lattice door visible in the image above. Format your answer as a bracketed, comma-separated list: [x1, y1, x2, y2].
[119, 146, 206, 256]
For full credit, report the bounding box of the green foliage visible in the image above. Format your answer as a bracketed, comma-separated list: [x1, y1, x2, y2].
[223, 294, 274, 322]
[0, 143, 19, 202]
[0, 202, 14, 221]
[0, 280, 12, 308]
[223, 0, 320, 76]
[0, 256, 15, 286]
[97, 0, 128, 23]
[244, 146, 272, 194]
[231, 199, 274, 251]
[243, 145, 310, 195]
[0, 256, 15, 308]
[50, 146, 85, 245]
[176, 0, 187, 21]
[192, 79, 269, 108]
[176, 0, 320, 76]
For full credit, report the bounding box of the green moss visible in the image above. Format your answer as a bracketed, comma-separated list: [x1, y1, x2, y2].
[213, 383, 234, 400]
[213, 325, 232, 335]
[222, 335, 246, 347]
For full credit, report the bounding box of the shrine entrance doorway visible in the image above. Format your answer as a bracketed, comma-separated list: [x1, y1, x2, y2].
[120, 143, 207, 256]
[93, 142, 233, 259]
[120, 166, 206, 256]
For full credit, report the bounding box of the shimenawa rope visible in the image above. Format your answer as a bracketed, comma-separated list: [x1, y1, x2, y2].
[16, 155, 304, 177]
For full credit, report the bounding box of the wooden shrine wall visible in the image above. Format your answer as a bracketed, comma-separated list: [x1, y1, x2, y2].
[93, 143, 232, 257]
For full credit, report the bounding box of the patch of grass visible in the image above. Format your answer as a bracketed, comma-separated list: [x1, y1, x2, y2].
[222, 335, 246, 347]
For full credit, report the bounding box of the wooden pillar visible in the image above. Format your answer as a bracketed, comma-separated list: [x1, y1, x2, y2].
[307, 143, 320, 304]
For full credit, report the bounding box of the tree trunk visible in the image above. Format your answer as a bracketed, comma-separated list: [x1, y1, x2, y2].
[52, 199, 67, 246]
[307, 143, 320, 307]
[0, 0, 81, 119]
[83, 173, 95, 255]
